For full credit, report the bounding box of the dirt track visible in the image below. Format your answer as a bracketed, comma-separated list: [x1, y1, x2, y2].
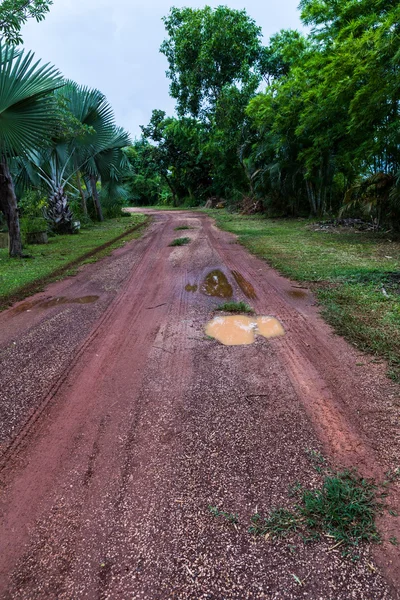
[0, 209, 399, 599]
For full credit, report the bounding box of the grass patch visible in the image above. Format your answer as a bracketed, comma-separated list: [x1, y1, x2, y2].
[0, 214, 148, 310]
[174, 225, 192, 231]
[169, 237, 191, 247]
[204, 210, 400, 380]
[216, 301, 253, 313]
[208, 506, 239, 525]
[249, 470, 381, 553]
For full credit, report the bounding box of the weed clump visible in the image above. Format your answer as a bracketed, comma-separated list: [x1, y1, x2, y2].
[216, 301, 253, 313]
[169, 237, 191, 247]
[174, 225, 192, 231]
[249, 470, 381, 550]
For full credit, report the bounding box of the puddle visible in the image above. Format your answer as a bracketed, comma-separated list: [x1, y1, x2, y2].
[256, 316, 285, 338]
[185, 284, 198, 293]
[287, 289, 308, 299]
[231, 270, 257, 299]
[201, 270, 233, 298]
[10, 299, 43, 314]
[205, 315, 285, 346]
[12, 296, 100, 312]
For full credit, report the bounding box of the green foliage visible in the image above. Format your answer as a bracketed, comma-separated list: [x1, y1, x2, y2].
[0, 43, 63, 158]
[216, 301, 253, 313]
[161, 6, 264, 119]
[0, 0, 52, 45]
[169, 236, 190, 247]
[299, 470, 380, 546]
[249, 470, 381, 549]
[208, 506, 239, 525]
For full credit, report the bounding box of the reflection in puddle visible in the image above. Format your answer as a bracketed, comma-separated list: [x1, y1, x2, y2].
[206, 315, 285, 346]
[201, 270, 233, 298]
[231, 271, 257, 299]
[185, 284, 198, 293]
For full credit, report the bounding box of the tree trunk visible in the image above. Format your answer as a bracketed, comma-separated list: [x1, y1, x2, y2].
[0, 157, 23, 257]
[90, 176, 103, 221]
[76, 170, 88, 216]
[305, 180, 317, 215]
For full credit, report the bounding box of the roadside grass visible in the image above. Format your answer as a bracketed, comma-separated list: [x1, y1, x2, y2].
[169, 237, 191, 247]
[204, 210, 400, 380]
[216, 300, 253, 313]
[0, 214, 148, 310]
[209, 452, 386, 559]
[174, 225, 192, 231]
[248, 470, 381, 553]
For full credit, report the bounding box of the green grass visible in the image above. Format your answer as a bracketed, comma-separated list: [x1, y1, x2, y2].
[204, 210, 400, 380]
[216, 300, 253, 313]
[0, 214, 148, 310]
[249, 470, 381, 552]
[174, 225, 192, 231]
[169, 236, 191, 247]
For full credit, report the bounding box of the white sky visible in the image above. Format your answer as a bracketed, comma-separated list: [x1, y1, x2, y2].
[22, 1, 303, 138]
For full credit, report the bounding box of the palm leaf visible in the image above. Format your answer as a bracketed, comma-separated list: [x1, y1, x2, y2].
[0, 43, 63, 157]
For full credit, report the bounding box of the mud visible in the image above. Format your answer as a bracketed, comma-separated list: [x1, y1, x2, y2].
[231, 270, 257, 299]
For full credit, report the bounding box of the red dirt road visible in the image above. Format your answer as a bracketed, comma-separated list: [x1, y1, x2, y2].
[0, 210, 399, 599]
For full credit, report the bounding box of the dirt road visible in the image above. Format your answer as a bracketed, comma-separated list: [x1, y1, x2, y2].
[0, 210, 399, 599]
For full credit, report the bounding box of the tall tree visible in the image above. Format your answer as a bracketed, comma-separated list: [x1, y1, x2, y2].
[160, 5, 264, 120]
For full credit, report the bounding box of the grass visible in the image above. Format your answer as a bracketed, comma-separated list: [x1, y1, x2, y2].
[216, 300, 253, 313]
[249, 470, 381, 552]
[174, 225, 192, 231]
[169, 236, 191, 247]
[204, 210, 400, 380]
[0, 214, 148, 310]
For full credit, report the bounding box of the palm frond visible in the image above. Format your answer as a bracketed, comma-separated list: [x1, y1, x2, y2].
[0, 43, 63, 157]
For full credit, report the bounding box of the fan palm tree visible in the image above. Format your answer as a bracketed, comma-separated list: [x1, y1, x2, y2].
[0, 43, 63, 256]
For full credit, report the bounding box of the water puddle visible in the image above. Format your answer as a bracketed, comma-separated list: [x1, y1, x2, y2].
[185, 284, 198, 293]
[11, 296, 100, 313]
[205, 315, 285, 346]
[10, 299, 43, 314]
[41, 296, 99, 308]
[231, 270, 257, 299]
[201, 270, 233, 298]
[287, 289, 308, 299]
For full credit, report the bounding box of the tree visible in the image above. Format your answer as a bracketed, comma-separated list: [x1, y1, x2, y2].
[160, 5, 264, 120]
[0, 43, 62, 256]
[0, 0, 52, 44]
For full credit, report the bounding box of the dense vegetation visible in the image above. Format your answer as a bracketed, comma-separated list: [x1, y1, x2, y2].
[0, 1, 133, 258]
[129, 1, 400, 228]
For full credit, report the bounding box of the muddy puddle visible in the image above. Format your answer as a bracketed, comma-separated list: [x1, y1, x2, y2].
[287, 289, 308, 299]
[200, 270, 233, 298]
[231, 271, 257, 299]
[12, 296, 99, 313]
[206, 315, 285, 346]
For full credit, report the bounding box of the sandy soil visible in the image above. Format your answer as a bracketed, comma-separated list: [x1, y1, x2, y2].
[0, 209, 399, 599]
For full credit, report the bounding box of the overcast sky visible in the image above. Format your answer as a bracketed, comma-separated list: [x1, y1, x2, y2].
[22, 1, 303, 139]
